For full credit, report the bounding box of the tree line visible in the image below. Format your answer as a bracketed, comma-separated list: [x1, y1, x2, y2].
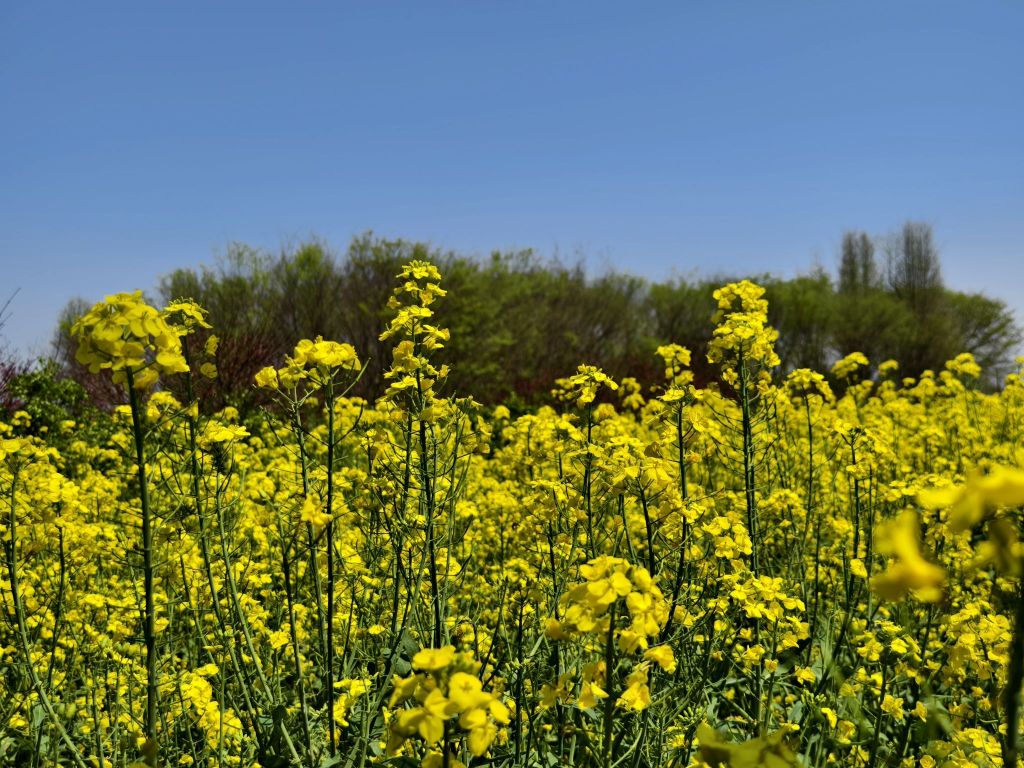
[43, 222, 1021, 411]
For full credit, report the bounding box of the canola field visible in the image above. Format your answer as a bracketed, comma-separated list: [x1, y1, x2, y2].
[4, 260, 1024, 768]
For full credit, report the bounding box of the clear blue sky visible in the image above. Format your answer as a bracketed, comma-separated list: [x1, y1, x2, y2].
[2, 2, 1021, 356]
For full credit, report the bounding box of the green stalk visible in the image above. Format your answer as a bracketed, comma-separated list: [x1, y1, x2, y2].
[292, 401, 326, 669]
[806, 400, 821, 663]
[182, 357, 267, 750]
[866, 657, 889, 768]
[638, 484, 657, 576]
[661, 407, 689, 642]
[602, 604, 617, 768]
[326, 376, 338, 755]
[214, 481, 301, 764]
[421, 416, 442, 647]
[126, 369, 159, 766]
[737, 354, 759, 577]
[1003, 577, 1024, 767]
[278, 518, 314, 767]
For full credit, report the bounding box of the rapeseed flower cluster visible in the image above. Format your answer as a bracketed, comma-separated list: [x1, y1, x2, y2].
[71, 291, 189, 388]
[386, 645, 510, 766]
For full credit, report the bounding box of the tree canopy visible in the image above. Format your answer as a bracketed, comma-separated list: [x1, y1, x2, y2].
[44, 224, 1021, 410]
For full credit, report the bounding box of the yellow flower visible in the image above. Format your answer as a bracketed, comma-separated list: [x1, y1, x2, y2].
[412, 645, 456, 672]
[0, 438, 24, 462]
[71, 291, 189, 388]
[832, 351, 869, 380]
[300, 495, 331, 528]
[919, 465, 1024, 532]
[695, 723, 798, 766]
[945, 352, 981, 379]
[460, 708, 499, 756]
[616, 667, 651, 712]
[881, 695, 905, 721]
[254, 366, 279, 389]
[447, 672, 489, 712]
[794, 667, 816, 685]
[871, 510, 945, 603]
[199, 422, 248, 446]
[394, 689, 455, 745]
[577, 681, 607, 710]
[643, 645, 676, 673]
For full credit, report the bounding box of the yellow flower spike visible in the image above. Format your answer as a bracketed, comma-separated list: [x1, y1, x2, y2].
[786, 368, 834, 402]
[945, 352, 982, 379]
[832, 351, 869, 381]
[71, 291, 189, 388]
[162, 299, 212, 331]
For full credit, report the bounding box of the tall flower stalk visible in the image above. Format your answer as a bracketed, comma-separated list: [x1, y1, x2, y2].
[71, 292, 190, 765]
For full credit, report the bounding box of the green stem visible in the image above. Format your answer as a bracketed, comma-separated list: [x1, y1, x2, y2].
[602, 604, 617, 768]
[738, 356, 759, 577]
[1003, 577, 1024, 767]
[326, 377, 337, 756]
[638, 485, 657, 576]
[126, 370, 158, 767]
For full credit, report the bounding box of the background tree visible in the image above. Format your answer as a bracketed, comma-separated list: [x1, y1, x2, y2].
[764, 270, 836, 373]
[946, 290, 1022, 387]
[42, 226, 1021, 409]
[1, 292, 28, 414]
[838, 231, 879, 294]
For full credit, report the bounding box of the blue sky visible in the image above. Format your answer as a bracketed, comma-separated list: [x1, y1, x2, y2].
[1, 2, 1021, 356]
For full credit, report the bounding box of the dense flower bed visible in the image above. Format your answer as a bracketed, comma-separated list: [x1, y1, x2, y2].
[3, 261, 1024, 767]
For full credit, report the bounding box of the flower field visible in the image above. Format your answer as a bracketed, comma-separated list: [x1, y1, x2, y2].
[4, 260, 1024, 768]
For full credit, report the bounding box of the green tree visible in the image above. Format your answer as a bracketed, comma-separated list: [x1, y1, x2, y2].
[946, 290, 1022, 387]
[764, 270, 836, 373]
[838, 231, 879, 294]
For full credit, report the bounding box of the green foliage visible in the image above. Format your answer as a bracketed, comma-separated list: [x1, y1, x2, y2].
[48, 228, 1022, 409]
[3, 361, 114, 445]
[5, 361, 87, 430]
[764, 271, 835, 373]
[947, 290, 1023, 387]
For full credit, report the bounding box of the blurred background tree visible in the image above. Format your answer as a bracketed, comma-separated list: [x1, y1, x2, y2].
[43, 224, 1020, 410]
